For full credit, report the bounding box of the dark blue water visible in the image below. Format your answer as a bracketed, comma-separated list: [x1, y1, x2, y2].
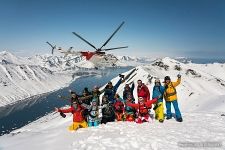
[0, 67, 132, 136]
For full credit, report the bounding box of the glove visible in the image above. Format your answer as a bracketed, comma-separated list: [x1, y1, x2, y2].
[158, 95, 163, 99]
[177, 74, 181, 78]
[60, 112, 66, 118]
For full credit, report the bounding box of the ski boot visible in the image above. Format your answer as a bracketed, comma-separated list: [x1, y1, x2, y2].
[176, 118, 183, 122]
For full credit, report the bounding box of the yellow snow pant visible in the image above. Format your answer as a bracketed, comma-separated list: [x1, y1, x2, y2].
[154, 102, 164, 121]
[68, 120, 88, 131]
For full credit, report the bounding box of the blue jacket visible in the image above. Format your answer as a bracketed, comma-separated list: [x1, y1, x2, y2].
[104, 79, 122, 103]
[152, 85, 165, 103]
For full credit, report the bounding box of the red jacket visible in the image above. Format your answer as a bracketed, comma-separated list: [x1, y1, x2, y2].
[137, 84, 150, 101]
[114, 100, 125, 113]
[59, 105, 85, 122]
[126, 98, 157, 115]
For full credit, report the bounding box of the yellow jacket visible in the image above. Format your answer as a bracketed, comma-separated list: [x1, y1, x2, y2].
[164, 78, 181, 101]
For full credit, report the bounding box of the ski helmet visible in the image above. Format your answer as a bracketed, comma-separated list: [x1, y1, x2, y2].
[164, 76, 171, 81]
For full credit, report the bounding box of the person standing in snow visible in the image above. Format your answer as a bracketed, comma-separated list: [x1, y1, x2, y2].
[58, 91, 81, 104]
[164, 75, 183, 122]
[80, 87, 92, 105]
[55, 101, 88, 131]
[152, 78, 165, 123]
[137, 80, 150, 102]
[101, 95, 115, 124]
[90, 85, 104, 106]
[123, 82, 135, 103]
[104, 74, 124, 104]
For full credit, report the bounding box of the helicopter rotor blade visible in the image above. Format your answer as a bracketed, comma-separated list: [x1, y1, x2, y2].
[46, 41, 54, 49]
[99, 21, 125, 50]
[101, 46, 128, 51]
[46, 41, 56, 55]
[72, 32, 98, 50]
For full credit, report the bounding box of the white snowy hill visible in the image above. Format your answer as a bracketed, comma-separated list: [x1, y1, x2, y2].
[0, 56, 225, 149]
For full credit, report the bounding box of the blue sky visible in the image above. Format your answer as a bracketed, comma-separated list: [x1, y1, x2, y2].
[0, 0, 225, 58]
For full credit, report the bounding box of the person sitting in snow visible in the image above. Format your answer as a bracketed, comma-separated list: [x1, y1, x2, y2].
[152, 78, 165, 123]
[123, 82, 135, 103]
[104, 74, 124, 104]
[137, 80, 150, 102]
[55, 101, 88, 131]
[126, 97, 157, 123]
[164, 75, 183, 122]
[113, 94, 125, 121]
[124, 94, 136, 121]
[101, 95, 115, 124]
[78, 88, 93, 121]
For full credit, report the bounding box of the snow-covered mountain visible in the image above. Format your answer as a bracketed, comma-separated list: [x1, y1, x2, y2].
[116, 55, 155, 66]
[0, 56, 225, 149]
[0, 51, 97, 107]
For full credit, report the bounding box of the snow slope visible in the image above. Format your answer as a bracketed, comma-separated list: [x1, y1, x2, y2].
[1, 56, 225, 149]
[0, 111, 224, 150]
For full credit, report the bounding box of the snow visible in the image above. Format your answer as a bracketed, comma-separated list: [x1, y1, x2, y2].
[0, 112, 224, 150]
[1, 53, 225, 149]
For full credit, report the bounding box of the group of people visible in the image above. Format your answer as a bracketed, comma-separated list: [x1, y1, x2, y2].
[55, 73, 183, 131]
